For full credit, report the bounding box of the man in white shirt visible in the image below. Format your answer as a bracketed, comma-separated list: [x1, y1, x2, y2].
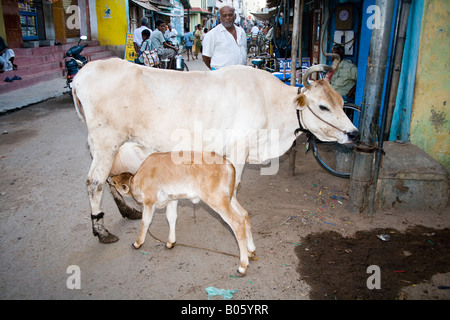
[164, 23, 178, 45]
[202, 6, 247, 70]
[251, 24, 259, 39]
[133, 17, 151, 54]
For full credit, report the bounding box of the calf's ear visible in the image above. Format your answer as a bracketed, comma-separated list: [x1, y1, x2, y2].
[294, 93, 308, 110]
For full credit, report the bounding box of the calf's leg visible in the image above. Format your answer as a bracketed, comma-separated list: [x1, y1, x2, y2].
[205, 197, 249, 276]
[165, 200, 178, 249]
[132, 201, 155, 249]
[231, 195, 256, 257]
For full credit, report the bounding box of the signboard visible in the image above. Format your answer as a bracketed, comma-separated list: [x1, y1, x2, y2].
[124, 33, 137, 62]
[301, 57, 310, 75]
[278, 58, 300, 72]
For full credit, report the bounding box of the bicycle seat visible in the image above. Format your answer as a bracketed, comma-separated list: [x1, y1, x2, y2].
[251, 59, 265, 66]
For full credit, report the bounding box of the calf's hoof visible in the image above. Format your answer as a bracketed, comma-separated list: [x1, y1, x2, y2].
[236, 266, 247, 277]
[166, 242, 176, 249]
[132, 242, 142, 249]
[98, 232, 119, 244]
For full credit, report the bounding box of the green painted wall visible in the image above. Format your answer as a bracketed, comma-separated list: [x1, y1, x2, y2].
[410, 0, 450, 169]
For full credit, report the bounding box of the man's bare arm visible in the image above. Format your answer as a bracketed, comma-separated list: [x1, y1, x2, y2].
[202, 55, 212, 70]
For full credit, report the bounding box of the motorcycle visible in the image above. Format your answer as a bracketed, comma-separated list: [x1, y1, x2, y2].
[63, 35, 88, 91]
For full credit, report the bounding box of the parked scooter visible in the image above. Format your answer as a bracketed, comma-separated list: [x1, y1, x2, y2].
[63, 35, 88, 91]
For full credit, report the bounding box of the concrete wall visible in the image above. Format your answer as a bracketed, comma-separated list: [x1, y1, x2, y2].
[410, 0, 450, 170]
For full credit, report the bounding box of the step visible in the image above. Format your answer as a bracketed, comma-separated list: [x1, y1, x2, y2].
[376, 141, 449, 209]
[86, 50, 116, 61]
[2, 60, 62, 78]
[0, 43, 116, 94]
[13, 46, 101, 66]
[0, 69, 64, 94]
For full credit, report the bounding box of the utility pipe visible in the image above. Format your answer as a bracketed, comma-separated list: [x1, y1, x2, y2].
[384, 0, 411, 138]
[348, 0, 396, 214]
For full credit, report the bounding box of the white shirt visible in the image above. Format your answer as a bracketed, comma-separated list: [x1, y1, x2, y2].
[165, 28, 178, 45]
[202, 24, 247, 70]
[251, 25, 259, 37]
[133, 25, 151, 47]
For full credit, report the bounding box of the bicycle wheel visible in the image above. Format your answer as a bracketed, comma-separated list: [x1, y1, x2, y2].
[182, 62, 189, 71]
[309, 104, 361, 178]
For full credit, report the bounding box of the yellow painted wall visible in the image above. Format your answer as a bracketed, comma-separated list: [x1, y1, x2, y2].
[0, 3, 6, 40]
[410, 0, 450, 169]
[96, 0, 128, 46]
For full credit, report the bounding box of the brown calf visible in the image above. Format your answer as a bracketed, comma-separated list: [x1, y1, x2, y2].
[108, 151, 256, 275]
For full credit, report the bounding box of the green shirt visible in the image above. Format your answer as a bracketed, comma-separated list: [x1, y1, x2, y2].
[150, 29, 165, 50]
[330, 59, 357, 96]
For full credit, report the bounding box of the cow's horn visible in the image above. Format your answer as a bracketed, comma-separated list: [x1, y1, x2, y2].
[324, 53, 341, 82]
[302, 64, 333, 90]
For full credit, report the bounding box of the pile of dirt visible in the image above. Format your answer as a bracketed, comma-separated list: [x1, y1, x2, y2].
[296, 226, 450, 299]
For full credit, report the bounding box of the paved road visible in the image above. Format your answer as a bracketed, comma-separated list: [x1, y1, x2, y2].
[1, 54, 446, 302]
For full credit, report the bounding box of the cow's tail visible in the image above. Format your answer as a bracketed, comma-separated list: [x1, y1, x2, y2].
[72, 88, 86, 123]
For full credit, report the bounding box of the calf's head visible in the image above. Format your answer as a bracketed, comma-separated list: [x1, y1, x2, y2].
[108, 172, 134, 197]
[295, 64, 359, 144]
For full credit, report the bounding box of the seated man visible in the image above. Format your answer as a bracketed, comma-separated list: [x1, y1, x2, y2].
[329, 45, 357, 100]
[150, 20, 177, 62]
[0, 36, 17, 73]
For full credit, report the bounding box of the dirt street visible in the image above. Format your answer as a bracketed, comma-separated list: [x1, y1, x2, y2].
[0, 60, 449, 301]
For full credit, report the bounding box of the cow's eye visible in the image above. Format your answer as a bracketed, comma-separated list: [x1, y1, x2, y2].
[319, 105, 329, 112]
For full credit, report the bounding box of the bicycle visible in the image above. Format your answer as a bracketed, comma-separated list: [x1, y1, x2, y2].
[251, 52, 280, 73]
[253, 52, 360, 178]
[158, 42, 189, 71]
[306, 101, 360, 178]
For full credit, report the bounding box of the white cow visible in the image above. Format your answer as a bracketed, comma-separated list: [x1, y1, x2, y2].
[72, 57, 358, 243]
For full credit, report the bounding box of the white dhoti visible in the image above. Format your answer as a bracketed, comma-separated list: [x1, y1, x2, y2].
[0, 48, 15, 72]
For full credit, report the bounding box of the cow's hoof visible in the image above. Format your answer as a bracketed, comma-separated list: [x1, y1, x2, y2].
[98, 232, 119, 244]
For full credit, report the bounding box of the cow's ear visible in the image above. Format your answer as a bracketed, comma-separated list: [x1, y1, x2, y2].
[120, 184, 130, 194]
[294, 93, 308, 109]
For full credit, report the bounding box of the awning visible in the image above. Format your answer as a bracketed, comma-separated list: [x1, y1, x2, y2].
[179, 0, 191, 9]
[131, 0, 159, 11]
[251, 7, 278, 21]
[185, 7, 210, 14]
[149, 0, 175, 8]
[155, 10, 180, 17]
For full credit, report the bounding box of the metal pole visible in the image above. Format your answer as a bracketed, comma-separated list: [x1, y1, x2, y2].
[290, 0, 302, 86]
[348, 0, 396, 214]
[288, 0, 303, 176]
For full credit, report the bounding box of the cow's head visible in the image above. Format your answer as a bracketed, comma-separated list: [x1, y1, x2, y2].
[107, 172, 134, 197]
[294, 62, 359, 144]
